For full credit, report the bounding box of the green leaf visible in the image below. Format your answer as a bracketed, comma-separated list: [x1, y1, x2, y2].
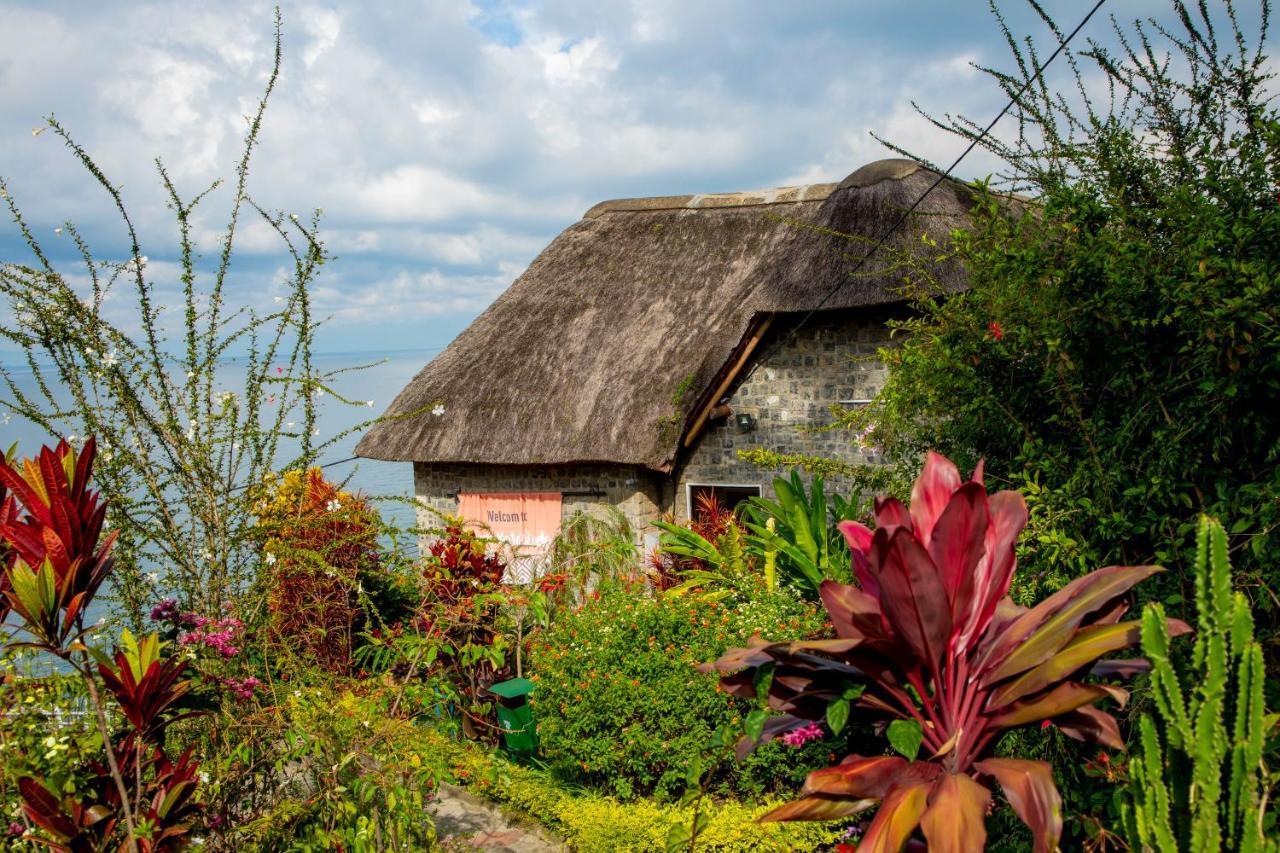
[826, 698, 850, 735]
[887, 718, 923, 759]
[753, 662, 775, 703]
[665, 821, 691, 853]
[745, 709, 768, 742]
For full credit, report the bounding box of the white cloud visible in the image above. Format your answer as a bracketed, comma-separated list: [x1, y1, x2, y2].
[3, 0, 1254, 354]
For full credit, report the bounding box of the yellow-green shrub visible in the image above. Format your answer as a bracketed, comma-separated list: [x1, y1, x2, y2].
[427, 729, 844, 852]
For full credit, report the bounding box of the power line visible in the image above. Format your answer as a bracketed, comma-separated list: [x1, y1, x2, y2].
[728, 0, 1108, 397]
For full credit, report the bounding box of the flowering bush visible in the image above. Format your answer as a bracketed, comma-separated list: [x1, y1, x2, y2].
[530, 581, 831, 800]
[704, 452, 1187, 851]
[418, 520, 511, 738]
[254, 468, 413, 673]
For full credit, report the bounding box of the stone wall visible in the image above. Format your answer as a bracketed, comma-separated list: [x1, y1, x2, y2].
[672, 306, 898, 518]
[411, 307, 899, 533]
[413, 461, 664, 547]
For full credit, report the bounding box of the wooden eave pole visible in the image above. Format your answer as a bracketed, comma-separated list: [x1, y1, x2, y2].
[682, 314, 774, 449]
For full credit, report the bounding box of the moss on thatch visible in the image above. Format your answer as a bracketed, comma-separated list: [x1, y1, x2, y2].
[355, 159, 975, 469]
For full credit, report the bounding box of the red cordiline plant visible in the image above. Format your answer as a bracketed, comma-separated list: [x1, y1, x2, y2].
[702, 452, 1189, 852]
[0, 439, 202, 852]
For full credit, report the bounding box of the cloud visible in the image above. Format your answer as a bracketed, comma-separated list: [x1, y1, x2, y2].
[2, 0, 1266, 354]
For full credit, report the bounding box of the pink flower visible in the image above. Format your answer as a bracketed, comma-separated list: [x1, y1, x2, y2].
[149, 598, 178, 622]
[225, 676, 262, 700]
[781, 722, 824, 747]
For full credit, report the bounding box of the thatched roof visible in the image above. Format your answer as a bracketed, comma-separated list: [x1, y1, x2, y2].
[356, 158, 976, 469]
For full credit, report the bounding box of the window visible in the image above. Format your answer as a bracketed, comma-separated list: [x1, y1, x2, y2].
[686, 483, 762, 521]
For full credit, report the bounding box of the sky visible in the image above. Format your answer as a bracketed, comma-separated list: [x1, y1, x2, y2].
[0, 0, 1267, 355]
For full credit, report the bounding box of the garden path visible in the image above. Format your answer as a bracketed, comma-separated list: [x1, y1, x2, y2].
[431, 783, 565, 852]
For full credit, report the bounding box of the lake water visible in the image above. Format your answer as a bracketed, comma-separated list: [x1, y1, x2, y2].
[0, 347, 439, 551]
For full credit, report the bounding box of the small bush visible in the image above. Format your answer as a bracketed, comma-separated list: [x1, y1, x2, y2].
[529, 581, 832, 800]
[254, 468, 413, 673]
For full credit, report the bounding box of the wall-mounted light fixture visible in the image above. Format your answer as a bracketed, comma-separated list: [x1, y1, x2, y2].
[735, 412, 757, 434]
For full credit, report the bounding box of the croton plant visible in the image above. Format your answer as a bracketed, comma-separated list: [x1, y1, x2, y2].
[702, 452, 1189, 852]
[1, 439, 202, 851]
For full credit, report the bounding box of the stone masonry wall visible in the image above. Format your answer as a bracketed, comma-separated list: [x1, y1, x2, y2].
[413, 462, 664, 548]
[673, 306, 899, 519]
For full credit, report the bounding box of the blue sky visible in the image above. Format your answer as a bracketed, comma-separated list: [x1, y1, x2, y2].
[0, 1, 1265, 354]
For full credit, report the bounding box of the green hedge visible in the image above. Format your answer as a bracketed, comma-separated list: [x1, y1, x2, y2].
[528, 583, 833, 800]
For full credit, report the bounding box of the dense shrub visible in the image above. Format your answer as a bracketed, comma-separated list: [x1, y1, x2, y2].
[530, 581, 832, 800]
[859, 4, 1280, 636]
[418, 519, 512, 738]
[254, 468, 415, 673]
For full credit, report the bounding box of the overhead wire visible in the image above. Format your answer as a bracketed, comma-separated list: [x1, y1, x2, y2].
[724, 0, 1108, 398]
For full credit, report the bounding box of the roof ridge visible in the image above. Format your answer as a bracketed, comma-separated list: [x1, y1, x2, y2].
[583, 182, 838, 219]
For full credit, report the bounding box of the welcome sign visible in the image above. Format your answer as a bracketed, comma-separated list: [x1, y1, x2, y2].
[456, 491, 562, 584]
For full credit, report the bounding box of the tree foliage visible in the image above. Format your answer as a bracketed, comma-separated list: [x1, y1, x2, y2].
[862, 1, 1280, 628]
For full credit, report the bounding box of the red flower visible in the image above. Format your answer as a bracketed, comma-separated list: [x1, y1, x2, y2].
[988, 321, 1004, 340]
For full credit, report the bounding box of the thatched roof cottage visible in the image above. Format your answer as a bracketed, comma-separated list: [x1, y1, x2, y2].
[356, 158, 975, 555]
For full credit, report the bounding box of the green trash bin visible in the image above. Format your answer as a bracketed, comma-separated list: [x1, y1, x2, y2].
[488, 677, 538, 755]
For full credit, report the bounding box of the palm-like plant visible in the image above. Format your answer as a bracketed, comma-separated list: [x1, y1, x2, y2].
[744, 471, 859, 596]
[702, 452, 1188, 852]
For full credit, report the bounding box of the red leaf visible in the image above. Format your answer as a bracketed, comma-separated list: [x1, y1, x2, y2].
[839, 520, 878, 595]
[803, 755, 910, 798]
[873, 496, 913, 534]
[954, 490, 1027, 656]
[758, 793, 875, 823]
[18, 777, 77, 841]
[1089, 658, 1152, 678]
[925, 482, 988, 634]
[987, 619, 1167, 707]
[919, 773, 992, 853]
[908, 451, 961, 547]
[819, 581, 888, 641]
[987, 681, 1110, 729]
[875, 528, 951, 670]
[983, 565, 1163, 682]
[859, 782, 932, 853]
[1052, 706, 1124, 750]
[974, 759, 1062, 853]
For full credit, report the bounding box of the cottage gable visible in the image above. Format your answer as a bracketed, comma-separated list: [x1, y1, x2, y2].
[355, 159, 974, 472]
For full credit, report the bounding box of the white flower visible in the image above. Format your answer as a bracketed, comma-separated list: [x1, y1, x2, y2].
[366, 400, 374, 407]
[312, 427, 320, 436]
[201, 549, 212, 560]
[431, 404, 446, 417]
[102, 349, 118, 368]
[186, 370, 195, 379]
[147, 572, 160, 584]
[31, 126, 46, 136]
[54, 227, 63, 235]
[325, 499, 341, 512]
[289, 213, 299, 221]
[264, 552, 277, 566]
